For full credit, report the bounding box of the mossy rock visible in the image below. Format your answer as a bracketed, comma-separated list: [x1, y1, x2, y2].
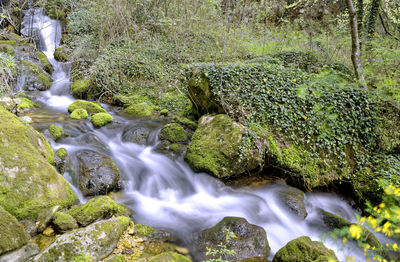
[169, 143, 185, 154]
[148, 252, 191, 262]
[67, 196, 130, 226]
[20, 60, 51, 91]
[68, 100, 106, 114]
[172, 116, 198, 130]
[105, 254, 127, 262]
[272, 236, 337, 262]
[159, 123, 187, 143]
[33, 234, 56, 252]
[160, 109, 168, 116]
[0, 44, 15, 55]
[71, 79, 90, 99]
[37, 51, 53, 74]
[49, 124, 67, 141]
[91, 113, 113, 127]
[185, 114, 262, 180]
[54, 47, 68, 62]
[70, 108, 89, 119]
[0, 106, 78, 220]
[56, 148, 68, 159]
[16, 94, 37, 110]
[33, 216, 130, 261]
[0, 40, 16, 45]
[52, 211, 78, 233]
[135, 224, 156, 237]
[123, 102, 154, 118]
[0, 206, 30, 255]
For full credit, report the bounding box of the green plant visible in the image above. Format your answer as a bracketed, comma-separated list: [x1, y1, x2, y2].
[0, 53, 16, 96]
[204, 229, 236, 262]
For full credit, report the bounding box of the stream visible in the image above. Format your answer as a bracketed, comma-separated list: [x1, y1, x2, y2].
[20, 8, 369, 261]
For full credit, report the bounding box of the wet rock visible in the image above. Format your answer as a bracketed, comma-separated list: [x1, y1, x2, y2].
[91, 112, 113, 127]
[272, 236, 337, 262]
[0, 242, 39, 262]
[37, 51, 53, 74]
[122, 126, 151, 145]
[54, 46, 68, 62]
[32, 216, 130, 261]
[15, 93, 38, 112]
[71, 79, 90, 99]
[277, 187, 307, 219]
[48, 124, 67, 141]
[0, 106, 78, 220]
[20, 60, 51, 91]
[0, 207, 30, 255]
[76, 150, 121, 196]
[159, 123, 187, 143]
[70, 108, 89, 119]
[55, 148, 68, 173]
[36, 205, 60, 233]
[68, 100, 106, 114]
[193, 216, 270, 261]
[52, 212, 78, 233]
[185, 114, 262, 180]
[67, 196, 130, 226]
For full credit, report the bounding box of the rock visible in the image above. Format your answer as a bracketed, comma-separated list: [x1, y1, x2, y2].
[159, 123, 187, 143]
[20, 60, 51, 91]
[148, 251, 191, 262]
[37, 51, 53, 74]
[277, 187, 307, 219]
[0, 206, 30, 255]
[48, 124, 67, 141]
[185, 114, 262, 180]
[91, 112, 113, 127]
[42, 227, 55, 237]
[68, 100, 106, 114]
[32, 216, 130, 261]
[123, 102, 154, 118]
[75, 150, 121, 196]
[15, 93, 37, 111]
[32, 234, 56, 252]
[169, 143, 185, 154]
[70, 108, 89, 119]
[193, 217, 270, 261]
[20, 220, 38, 237]
[67, 196, 130, 226]
[52, 212, 78, 233]
[36, 205, 60, 233]
[55, 148, 68, 173]
[122, 126, 151, 145]
[160, 109, 168, 116]
[0, 242, 39, 262]
[71, 79, 90, 99]
[54, 46, 67, 62]
[172, 116, 198, 130]
[0, 106, 78, 220]
[272, 236, 337, 262]
[0, 97, 17, 113]
[105, 254, 127, 262]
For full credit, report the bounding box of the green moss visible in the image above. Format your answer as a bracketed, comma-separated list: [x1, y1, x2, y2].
[123, 102, 154, 118]
[159, 123, 187, 143]
[105, 254, 127, 262]
[173, 116, 198, 130]
[54, 47, 67, 62]
[33, 234, 57, 252]
[52, 211, 78, 233]
[56, 148, 68, 159]
[49, 124, 67, 141]
[169, 143, 184, 153]
[17, 97, 37, 110]
[160, 109, 168, 116]
[0, 107, 78, 220]
[37, 51, 53, 74]
[71, 79, 90, 99]
[148, 252, 191, 262]
[70, 108, 89, 119]
[67, 196, 130, 226]
[91, 112, 113, 127]
[0, 44, 15, 55]
[0, 206, 30, 255]
[68, 100, 106, 114]
[135, 224, 155, 237]
[21, 60, 51, 87]
[0, 40, 16, 45]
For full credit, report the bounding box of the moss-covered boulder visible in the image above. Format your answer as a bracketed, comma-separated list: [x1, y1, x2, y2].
[67, 196, 130, 226]
[70, 108, 88, 119]
[0, 242, 39, 262]
[33, 216, 130, 261]
[37, 51, 53, 74]
[71, 79, 90, 99]
[169, 143, 185, 154]
[48, 124, 67, 141]
[272, 236, 337, 262]
[52, 212, 78, 233]
[123, 102, 154, 118]
[91, 112, 113, 127]
[15, 93, 38, 111]
[20, 60, 51, 91]
[75, 150, 121, 196]
[55, 148, 68, 173]
[68, 100, 106, 114]
[0, 206, 30, 255]
[194, 217, 270, 261]
[277, 186, 307, 219]
[36, 205, 60, 233]
[172, 116, 198, 130]
[54, 46, 67, 62]
[148, 252, 191, 262]
[185, 114, 262, 180]
[0, 106, 78, 220]
[159, 123, 187, 143]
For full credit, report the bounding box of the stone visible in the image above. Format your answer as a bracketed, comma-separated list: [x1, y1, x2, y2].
[37, 51, 53, 74]
[71, 79, 90, 99]
[36, 205, 60, 233]
[159, 123, 187, 143]
[277, 186, 307, 219]
[54, 148, 68, 174]
[122, 126, 151, 145]
[52, 212, 78, 233]
[42, 227, 55, 237]
[75, 150, 121, 196]
[0, 242, 39, 262]
[20, 60, 51, 91]
[70, 108, 89, 119]
[148, 252, 191, 262]
[91, 112, 113, 127]
[0, 206, 30, 255]
[48, 124, 67, 141]
[68, 100, 106, 114]
[20, 220, 38, 237]
[123, 102, 154, 118]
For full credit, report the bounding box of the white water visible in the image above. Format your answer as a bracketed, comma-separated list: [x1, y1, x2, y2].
[22, 8, 369, 261]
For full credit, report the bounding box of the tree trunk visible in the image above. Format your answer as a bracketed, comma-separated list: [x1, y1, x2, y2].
[346, 0, 366, 88]
[365, 0, 382, 41]
[356, 0, 364, 34]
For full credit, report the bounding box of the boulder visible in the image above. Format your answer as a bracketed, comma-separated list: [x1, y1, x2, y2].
[32, 216, 130, 261]
[37, 51, 53, 74]
[54, 148, 68, 174]
[71, 79, 90, 99]
[148, 252, 191, 262]
[20, 60, 51, 91]
[36, 205, 60, 233]
[122, 126, 151, 145]
[123, 102, 154, 118]
[75, 150, 121, 196]
[48, 124, 67, 141]
[0, 106, 78, 220]
[277, 187, 307, 219]
[70, 108, 89, 119]
[0, 242, 39, 262]
[67, 100, 106, 114]
[51, 212, 78, 233]
[0, 206, 30, 255]
[67, 196, 130, 226]
[185, 114, 262, 180]
[272, 236, 337, 262]
[91, 112, 113, 127]
[193, 217, 270, 261]
[159, 123, 187, 143]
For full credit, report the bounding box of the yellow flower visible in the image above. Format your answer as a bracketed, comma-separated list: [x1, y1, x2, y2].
[349, 224, 362, 239]
[368, 217, 377, 229]
[342, 237, 347, 244]
[379, 202, 385, 208]
[393, 243, 398, 251]
[382, 221, 391, 234]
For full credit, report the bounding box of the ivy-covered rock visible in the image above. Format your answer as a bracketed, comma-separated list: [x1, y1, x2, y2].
[32, 216, 130, 261]
[75, 150, 121, 196]
[37, 51, 53, 74]
[20, 60, 51, 91]
[70, 108, 89, 119]
[193, 217, 270, 261]
[185, 114, 262, 180]
[272, 236, 337, 262]
[0, 106, 78, 220]
[159, 123, 187, 143]
[91, 112, 113, 127]
[123, 102, 154, 118]
[49, 124, 67, 141]
[71, 79, 90, 99]
[0, 206, 30, 255]
[67, 196, 130, 226]
[52, 212, 78, 233]
[68, 100, 106, 114]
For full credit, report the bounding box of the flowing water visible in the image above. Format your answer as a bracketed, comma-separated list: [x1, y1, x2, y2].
[20, 8, 371, 261]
